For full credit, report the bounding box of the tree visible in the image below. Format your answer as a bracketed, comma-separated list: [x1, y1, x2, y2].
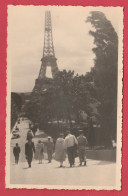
[24, 70, 96, 129]
[72, 74, 97, 121]
[11, 93, 22, 129]
[54, 70, 75, 128]
[86, 11, 118, 146]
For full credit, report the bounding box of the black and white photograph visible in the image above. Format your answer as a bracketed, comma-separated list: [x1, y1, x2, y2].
[6, 6, 123, 190]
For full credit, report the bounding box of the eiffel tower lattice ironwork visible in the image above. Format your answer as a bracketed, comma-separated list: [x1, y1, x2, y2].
[38, 11, 58, 80]
[33, 11, 59, 93]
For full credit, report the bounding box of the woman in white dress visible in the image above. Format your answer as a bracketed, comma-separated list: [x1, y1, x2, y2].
[54, 133, 66, 167]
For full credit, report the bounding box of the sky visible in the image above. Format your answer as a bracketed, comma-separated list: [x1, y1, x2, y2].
[7, 6, 123, 92]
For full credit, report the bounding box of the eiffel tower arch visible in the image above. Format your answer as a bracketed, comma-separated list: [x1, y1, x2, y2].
[33, 11, 59, 94]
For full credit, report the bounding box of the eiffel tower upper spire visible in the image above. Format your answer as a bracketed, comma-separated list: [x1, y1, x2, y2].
[37, 11, 59, 80]
[43, 11, 55, 57]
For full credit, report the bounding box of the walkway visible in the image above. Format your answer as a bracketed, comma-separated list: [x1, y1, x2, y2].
[10, 118, 116, 188]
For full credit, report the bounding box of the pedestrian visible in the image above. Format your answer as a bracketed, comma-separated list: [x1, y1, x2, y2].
[26, 130, 34, 141]
[13, 143, 21, 164]
[77, 130, 88, 166]
[29, 122, 32, 129]
[35, 140, 44, 164]
[54, 133, 66, 167]
[46, 136, 54, 163]
[15, 126, 19, 131]
[25, 139, 35, 168]
[65, 130, 78, 167]
[18, 119, 20, 124]
[32, 124, 38, 137]
[111, 138, 116, 149]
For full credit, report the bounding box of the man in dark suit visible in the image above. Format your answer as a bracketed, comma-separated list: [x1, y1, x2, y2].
[46, 136, 54, 163]
[13, 143, 21, 164]
[25, 139, 35, 168]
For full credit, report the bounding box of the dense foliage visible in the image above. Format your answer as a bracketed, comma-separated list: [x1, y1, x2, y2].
[24, 70, 97, 128]
[86, 11, 118, 146]
[11, 93, 22, 129]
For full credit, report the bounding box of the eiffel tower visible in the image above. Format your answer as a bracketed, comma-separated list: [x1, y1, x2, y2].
[33, 11, 59, 94]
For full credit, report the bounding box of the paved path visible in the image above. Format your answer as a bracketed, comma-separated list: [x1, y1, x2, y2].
[10, 119, 116, 187]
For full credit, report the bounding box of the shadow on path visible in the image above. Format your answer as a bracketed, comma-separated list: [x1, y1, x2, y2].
[90, 160, 114, 166]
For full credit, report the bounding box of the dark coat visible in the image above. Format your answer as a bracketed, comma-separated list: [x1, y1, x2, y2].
[25, 142, 35, 158]
[46, 141, 54, 151]
[26, 132, 33, 140]
[13, 146, 20, 156]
